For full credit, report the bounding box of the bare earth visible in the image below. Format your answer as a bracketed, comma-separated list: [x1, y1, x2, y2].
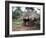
[12, 24, 37, 31]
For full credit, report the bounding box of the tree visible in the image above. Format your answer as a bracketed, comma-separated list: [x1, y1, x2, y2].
[12, 7, 23, 19]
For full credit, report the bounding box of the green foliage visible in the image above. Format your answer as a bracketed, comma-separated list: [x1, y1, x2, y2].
[12, 7, 23, 19]
[35, 16, 40, 30]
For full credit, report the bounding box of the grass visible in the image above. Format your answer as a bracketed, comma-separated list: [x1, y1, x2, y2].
[12, 19, 23, 26]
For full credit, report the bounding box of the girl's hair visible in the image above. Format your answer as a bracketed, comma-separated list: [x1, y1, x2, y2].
[26, 7, 34, 11]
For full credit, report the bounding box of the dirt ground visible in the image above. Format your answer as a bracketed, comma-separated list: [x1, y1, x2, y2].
[12, 24, 38, 31]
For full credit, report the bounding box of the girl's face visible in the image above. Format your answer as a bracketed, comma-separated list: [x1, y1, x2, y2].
[27, 9, 33, 13]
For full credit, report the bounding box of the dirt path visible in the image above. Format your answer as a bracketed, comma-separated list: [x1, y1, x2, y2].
[12, 24, 37, 31]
